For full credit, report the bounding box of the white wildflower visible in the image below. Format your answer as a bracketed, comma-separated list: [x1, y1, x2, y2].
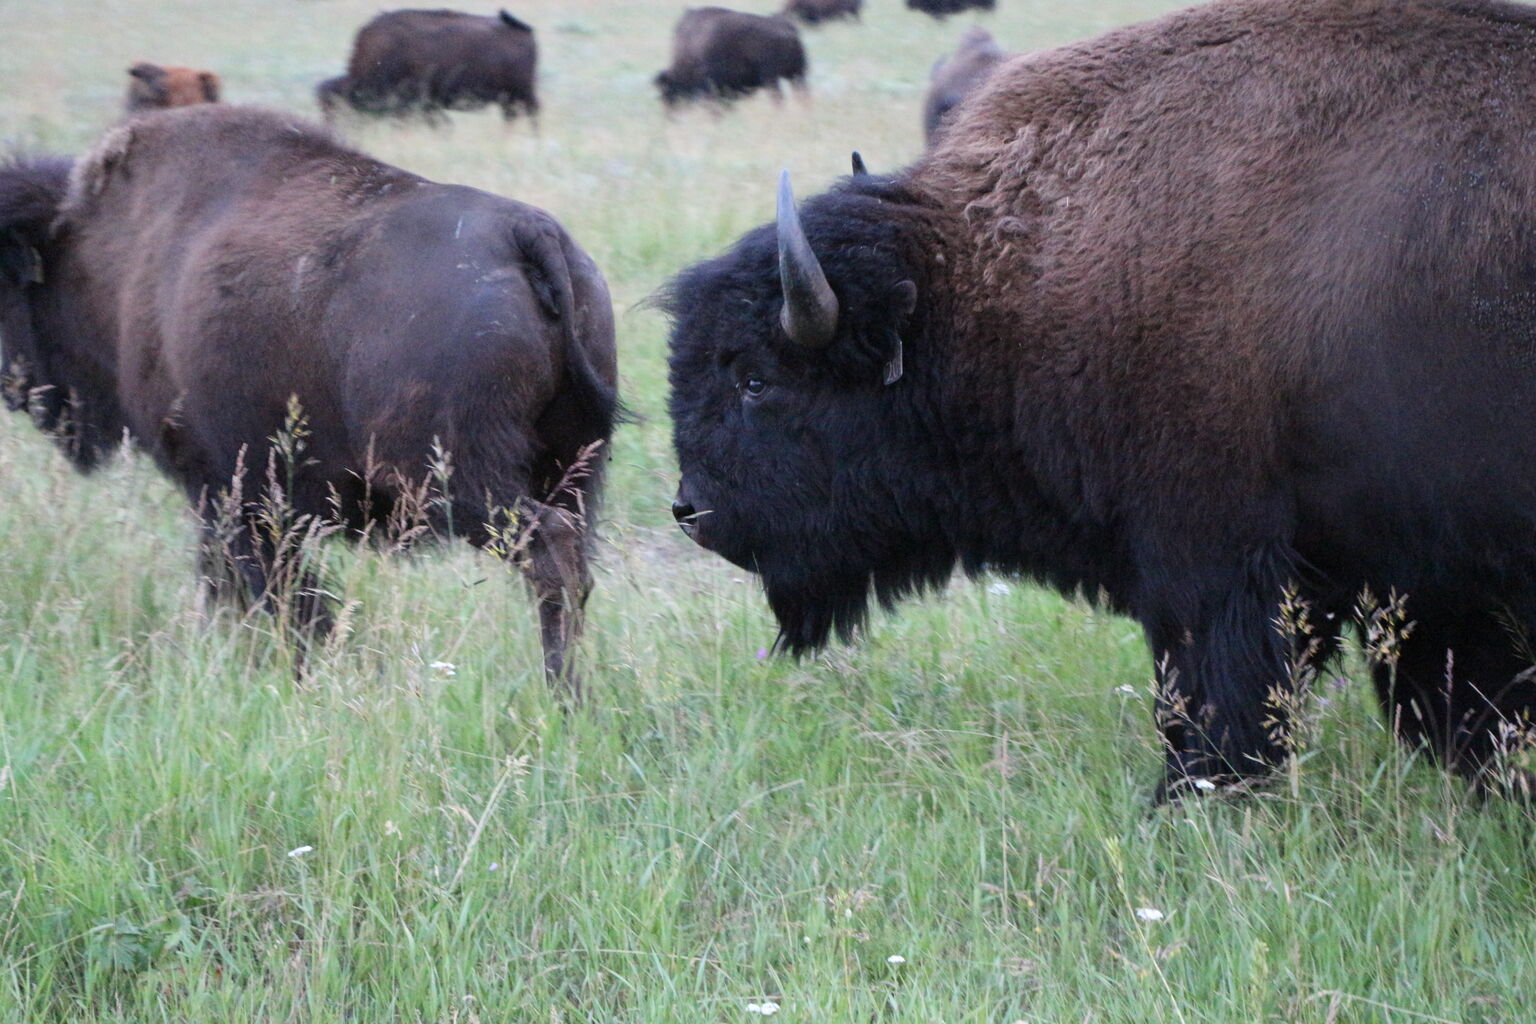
[886, 954, 906, 964]
[429, 660, 457, 677]
[287, 845, 314, 859]
[746, 1002, 780, 1015]
[1134, 907, 1166, 922]
[1193, 778, 1217, 791]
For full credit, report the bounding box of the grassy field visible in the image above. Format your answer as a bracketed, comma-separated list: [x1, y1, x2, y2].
[3, 0, 1536, 1021]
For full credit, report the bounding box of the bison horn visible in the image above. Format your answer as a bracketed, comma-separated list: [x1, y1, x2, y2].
[851, 151, 868, 177]
[776, 170, 839, 349]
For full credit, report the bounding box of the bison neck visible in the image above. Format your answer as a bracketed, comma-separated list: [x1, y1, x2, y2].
[917, 320, 1132, 611]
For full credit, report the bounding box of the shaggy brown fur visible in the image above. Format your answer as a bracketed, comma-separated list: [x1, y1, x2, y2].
[656, 7, 808, 106]
[0, 106, 618, 694]
[666, 0, 1536, 797]
[317, 8, 538, 123]
[125, 63, 221, 112]
[922, 27, 1006, 146]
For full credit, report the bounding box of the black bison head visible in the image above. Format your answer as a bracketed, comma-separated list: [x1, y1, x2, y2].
[665, 169, 958, 653]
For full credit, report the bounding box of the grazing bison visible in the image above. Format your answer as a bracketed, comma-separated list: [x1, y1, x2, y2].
[317, 8, 538, 123]
[922, 28, 1005, 146]
[656, 8, 808, 106]
[666, 0, 1536, 798]
[783, 0, 861, 25]
[906, 0, 995, 19]
[124, 62, 221, 112]
[0, 106, 617, 694]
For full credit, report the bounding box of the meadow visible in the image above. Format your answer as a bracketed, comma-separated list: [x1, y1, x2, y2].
[3, 0, 1536, 1021]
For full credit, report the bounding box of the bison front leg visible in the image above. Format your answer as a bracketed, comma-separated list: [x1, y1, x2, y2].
[1139, 554, 1321, 801]
[518, 499, 593, 703]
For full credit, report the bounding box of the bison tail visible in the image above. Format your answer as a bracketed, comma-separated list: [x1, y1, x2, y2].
[499, 9, 534, 32]
[0, 155, 71, 286]
[513, 220, 628, 441]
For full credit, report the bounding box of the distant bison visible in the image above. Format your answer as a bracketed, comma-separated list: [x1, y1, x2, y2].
[906, 0, 995, 17]
[923, 27, 1006, 145]
[783, 0, 861, 24]
[656, 8, 808, 106]
[125, 62, 221, 112]
[667, 0, 1536, 798]
[317, 8, 538, 123]
[0, 106, 617, 694]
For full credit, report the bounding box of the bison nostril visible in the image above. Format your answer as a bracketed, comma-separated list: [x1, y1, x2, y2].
[672, 500, 696, 523]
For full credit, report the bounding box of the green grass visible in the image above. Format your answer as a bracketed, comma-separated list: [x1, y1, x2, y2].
[3, 0, 1536, 1020]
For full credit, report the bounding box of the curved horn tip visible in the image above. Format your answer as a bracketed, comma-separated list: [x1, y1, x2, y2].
[776, 169, 840, 349]
[850, 151, 868, 176]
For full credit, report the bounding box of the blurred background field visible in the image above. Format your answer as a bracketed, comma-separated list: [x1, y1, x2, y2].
[3, 0, 1536, 1021]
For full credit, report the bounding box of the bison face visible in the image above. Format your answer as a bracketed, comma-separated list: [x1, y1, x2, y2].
[666, 172, 950, 653]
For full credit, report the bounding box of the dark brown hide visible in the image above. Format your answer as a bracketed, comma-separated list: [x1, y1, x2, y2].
[906, 0, 995, 19]
[922, 27, 1005, 146]
[125, 63, 221, 112]
[783, 0, 861, 25]
[0, 106, 617, 693]
[666, 0, 1536, 796]
[318, 8, 538, 123]
[656, 8, 808, 106]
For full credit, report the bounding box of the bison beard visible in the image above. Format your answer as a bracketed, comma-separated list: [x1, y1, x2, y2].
[0, 106, 617, 695]
[666, 0, 1536, 799]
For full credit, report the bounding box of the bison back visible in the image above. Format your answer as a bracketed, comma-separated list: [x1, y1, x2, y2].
[56, 106, 611, 511]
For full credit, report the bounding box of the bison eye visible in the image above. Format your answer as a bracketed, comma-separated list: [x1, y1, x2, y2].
[741, 378, 769, 398]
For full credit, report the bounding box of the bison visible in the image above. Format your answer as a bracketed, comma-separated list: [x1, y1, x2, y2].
[906, 0, 995, 19]
[783, 0, 861, 25]
[0, 106, 617, 694]
[125, 62, 221, 112]
[922, 28, 1005, 146]
[656, 8, 808, 107]
[317, 8, 538, 124]
[665, 0, 1536, 798]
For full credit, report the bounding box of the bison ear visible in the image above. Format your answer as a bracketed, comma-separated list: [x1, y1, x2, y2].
[199, 72, 221, 102]
[883, 281, 917, 385]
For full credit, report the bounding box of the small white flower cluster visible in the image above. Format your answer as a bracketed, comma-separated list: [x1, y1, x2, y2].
[745, 1001, 780, 1015]
[886, 954, 906, 965]
[430, 660, 458, 677]
[1134, 907, 1166, 922]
